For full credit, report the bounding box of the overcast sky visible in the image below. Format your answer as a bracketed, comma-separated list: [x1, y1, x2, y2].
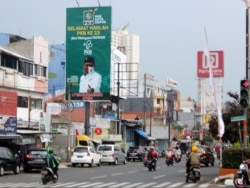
[0, 0, 246, 101]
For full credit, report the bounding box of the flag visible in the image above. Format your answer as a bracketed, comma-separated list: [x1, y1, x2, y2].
[204, 46, 225, 137]
[75, 129, 79, 136]
[204, 47, 216, 108]
[217, 106, 225, 137]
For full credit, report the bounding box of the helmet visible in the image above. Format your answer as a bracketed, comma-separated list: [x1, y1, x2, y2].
[47, 147, 53, 154]
[191, 146, 198, 153]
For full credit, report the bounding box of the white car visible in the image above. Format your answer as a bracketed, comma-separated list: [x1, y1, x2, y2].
[71, 146, 101, 167]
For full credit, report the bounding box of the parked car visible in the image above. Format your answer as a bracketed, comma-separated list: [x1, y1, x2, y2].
[23, 148, 47, 172]
[197, 145, 215, 167]
[71, 146, 101, 167]
[0, 146, 20, 176]
[97, 144, 126, 165]
[127, 146, 144, 162]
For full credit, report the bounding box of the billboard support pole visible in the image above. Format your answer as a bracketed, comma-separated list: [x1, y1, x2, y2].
[85, 102, 90, 136]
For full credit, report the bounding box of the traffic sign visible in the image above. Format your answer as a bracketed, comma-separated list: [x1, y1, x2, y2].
[231, 115, 246, 122]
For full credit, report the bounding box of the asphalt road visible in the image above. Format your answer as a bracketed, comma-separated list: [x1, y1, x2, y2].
[0, 156, 233, 188]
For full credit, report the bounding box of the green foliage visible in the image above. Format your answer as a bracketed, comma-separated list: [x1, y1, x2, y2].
[208, 91, 247, 143]
[231, 142, 242, 149]
[222, 148, 250, 168]
[204, 135, 213, 142]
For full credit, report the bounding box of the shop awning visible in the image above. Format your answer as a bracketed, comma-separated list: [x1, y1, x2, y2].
[135, 129, 147, 138]
[146, 136, 157, 141]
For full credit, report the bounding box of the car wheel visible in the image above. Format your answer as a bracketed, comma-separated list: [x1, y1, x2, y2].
[89, 160, 93, 167]
[13, 165, 20, 174]
[0, 166, 3, 176]
[113, 159, 118, 165]
[211, 160, 214, 166]
[81, 164, 84, 167]
[123, 158, 127, 165]
[133, 159, 135, 162]
[72, 163, 76, 167]
[23, 167, 28, 173]
[97, 160, 101, 167]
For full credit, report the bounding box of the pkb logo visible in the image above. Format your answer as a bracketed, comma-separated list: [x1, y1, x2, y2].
[197, 50, 224, 78]
[202, 51, 219, 69]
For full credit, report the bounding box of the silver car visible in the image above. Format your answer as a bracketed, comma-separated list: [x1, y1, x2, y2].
[97, 144, 127, 165]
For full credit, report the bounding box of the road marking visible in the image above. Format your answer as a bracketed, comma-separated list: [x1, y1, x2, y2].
[109, 182, 130, 187]
[137, 182, 158, 187]
[123, 183, 144, 187]
[64, 182, 89, 187]
[153, 175, 165, 179]
[198, 183, 210, 187]
[111, 172, 124, 176]
[154, 182, 171, 187]
[95, 182, 117, 187]
[183, 183, 195, 187]
[90, 175, 107, 179]
[128, 170, 138, 173]
[79, 182, 103, 187]
[0, 181, 214, 188]
[168, 182, 184, 187]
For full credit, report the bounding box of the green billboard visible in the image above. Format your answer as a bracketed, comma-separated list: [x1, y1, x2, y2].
[66, 7, 111, 100]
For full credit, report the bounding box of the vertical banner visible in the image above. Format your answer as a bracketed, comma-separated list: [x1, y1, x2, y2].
[66, 7, 112, 100]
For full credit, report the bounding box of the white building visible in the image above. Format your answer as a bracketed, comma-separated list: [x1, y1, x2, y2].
[112, 30, 140, 97]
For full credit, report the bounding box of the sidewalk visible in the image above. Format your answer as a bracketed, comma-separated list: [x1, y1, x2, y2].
[214, 173, 234, 186]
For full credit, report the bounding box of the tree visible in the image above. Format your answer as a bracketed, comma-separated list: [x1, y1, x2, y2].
[208, 92, 244, 143]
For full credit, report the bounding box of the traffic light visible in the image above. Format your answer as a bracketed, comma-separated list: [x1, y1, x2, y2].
[240, 79, 250, 108]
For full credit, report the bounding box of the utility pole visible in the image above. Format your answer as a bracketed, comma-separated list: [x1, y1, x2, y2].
[67, 81, 72, 162]
[245, 1, 250, 148]
[117, 63, 120, 134]
[143, 73, 146, 131]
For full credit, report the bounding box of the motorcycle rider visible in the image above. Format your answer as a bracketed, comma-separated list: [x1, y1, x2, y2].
[174, 146, 182, 158]
[147, 147, 158, 165]
[166, 147, 174, 158]
[186, 145, 200, 176]
[46, 147, 60, 178]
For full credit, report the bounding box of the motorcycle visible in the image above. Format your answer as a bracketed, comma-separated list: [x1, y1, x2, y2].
[233, 161, 250, 188]
[186, 164, 201, 183]
[41, 166, 58, 185]
[175, 154, 182, 163]
[165, 154, 174, 166]
[147, 158, 157, 171]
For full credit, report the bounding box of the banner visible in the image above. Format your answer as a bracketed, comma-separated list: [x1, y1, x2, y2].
[66, 7, 112, 100]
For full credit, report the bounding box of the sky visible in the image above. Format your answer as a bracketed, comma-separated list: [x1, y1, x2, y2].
[0, 0, 247, 101]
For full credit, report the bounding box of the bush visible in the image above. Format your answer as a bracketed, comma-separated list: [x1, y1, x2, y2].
[222, 148, 250, 168]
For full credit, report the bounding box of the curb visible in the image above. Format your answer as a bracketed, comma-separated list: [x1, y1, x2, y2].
[225, 179, 234, 186]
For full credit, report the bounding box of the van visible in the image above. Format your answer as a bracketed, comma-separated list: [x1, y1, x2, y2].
[97, 144, 126, 165]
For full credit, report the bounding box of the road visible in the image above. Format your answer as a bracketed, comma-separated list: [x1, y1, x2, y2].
[0, 156, 233, 188]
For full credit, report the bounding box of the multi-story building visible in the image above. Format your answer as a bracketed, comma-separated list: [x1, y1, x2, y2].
[0, 33, 49, 148]
[112, 30, 140, 97]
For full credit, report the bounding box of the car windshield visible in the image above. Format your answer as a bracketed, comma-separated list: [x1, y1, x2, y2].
[74, 147, 88, 153]
[30, 151, 47, 156]
[128, 147, 140, 152]
[98, 146, 112, 151]
[197, 147, 205, 153]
